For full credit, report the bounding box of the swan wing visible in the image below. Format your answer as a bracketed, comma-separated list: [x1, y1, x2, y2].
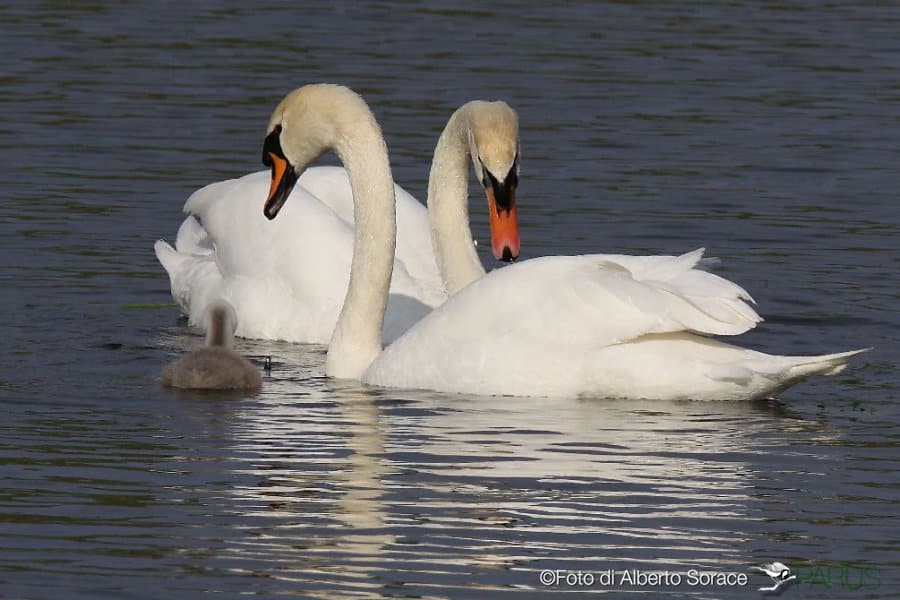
[365, 251, 764, 394]
[297, 166, 441, 288]
[366, 251, 864, 399]
[573, 249, 762, 336]
[429, 250, 761, 347]
[156, 169, 444, 343]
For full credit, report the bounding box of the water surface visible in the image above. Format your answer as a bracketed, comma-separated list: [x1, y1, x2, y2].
[0, 2, 897, 598]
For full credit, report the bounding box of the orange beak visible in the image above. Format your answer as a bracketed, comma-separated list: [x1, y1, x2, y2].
[267, 152, 287, 199]
[263, 151, 297, 220]
[486, 185, 520, 262]
[261, 125, 298, 220]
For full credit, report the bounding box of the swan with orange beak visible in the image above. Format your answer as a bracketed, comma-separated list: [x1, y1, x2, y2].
[263, 95, 523, 295]
[479, 152, 520, 262]
[262, 123, 298, 220]
[448, 100, 522, 282]
[155, 89, 526, 347]
[252, 85, 867, 399]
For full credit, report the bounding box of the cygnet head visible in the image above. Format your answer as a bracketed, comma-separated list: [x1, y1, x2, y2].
[465, 101, 520, 262]
[204, 300, 237, 349]
[261, 84, 379, 220]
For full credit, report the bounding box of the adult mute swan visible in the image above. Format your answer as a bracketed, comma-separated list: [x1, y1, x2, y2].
[154, 97, 521, 343]
[263, 84, 866, 400]
[161, 300, 262, 392]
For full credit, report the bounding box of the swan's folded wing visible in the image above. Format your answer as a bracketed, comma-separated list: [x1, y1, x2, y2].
[187, 169, 443, 298]
[365, 251, 763, 392]
[183, 171, 357, 295]
[296, 166, 443, 291]
[170, 169, 444, 342]
[581, 249, 761, 337]
[173, 216, 213, 255]
[389, 250, 761, 353]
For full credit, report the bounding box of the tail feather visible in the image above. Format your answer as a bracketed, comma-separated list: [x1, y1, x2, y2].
[155, 238, 223, 316]
[785, 348, 870, 378]
[154, 239, 185, 276]
[155, 240, 190, 313]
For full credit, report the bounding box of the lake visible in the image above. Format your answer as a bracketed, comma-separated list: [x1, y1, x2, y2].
[0, 2, 897, 598]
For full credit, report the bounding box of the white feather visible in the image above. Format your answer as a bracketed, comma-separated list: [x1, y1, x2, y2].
[155, 168, 445, 343]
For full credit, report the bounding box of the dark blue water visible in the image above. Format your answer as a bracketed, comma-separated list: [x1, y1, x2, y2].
[1, 2, 897, 598]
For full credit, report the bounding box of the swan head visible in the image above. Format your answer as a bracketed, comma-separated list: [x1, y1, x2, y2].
[262, 84, 374, 219]
[464, 101, 520, 262]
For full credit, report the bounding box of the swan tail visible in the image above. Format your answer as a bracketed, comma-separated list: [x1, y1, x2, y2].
[154, 239, 184, 278]
[746, 347, 871, 399]
[154, 240, 192, 312]
[783, 348, 871, 378]
[701, 347, 869, 400]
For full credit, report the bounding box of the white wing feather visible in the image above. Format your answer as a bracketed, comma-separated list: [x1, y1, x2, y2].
[155, 168, 445, 343]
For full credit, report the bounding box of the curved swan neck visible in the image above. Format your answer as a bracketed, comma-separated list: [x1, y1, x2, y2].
[325, 104, 396, 379]
[427, 106, 486, 295]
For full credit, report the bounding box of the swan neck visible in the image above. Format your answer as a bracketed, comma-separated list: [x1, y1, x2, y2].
[427, 108, 485, 294]
[326, 117, 396, 379]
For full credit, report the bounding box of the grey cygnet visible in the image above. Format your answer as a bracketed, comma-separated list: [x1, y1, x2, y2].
[161, 300, 262, 392]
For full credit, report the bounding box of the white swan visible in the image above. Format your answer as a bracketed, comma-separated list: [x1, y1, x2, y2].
[263, 84, 866, 400]
[161, 300, 262, 391]
[154, 98, 521, 343]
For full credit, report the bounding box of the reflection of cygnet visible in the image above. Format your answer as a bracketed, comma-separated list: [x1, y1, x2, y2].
[161, 300, 262, 392]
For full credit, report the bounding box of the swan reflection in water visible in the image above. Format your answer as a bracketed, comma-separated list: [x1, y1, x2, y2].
[210, 367, 832, 593]
[225, 376, 394, 590]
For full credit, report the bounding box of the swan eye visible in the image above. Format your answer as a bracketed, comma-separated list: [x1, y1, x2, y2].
[262, 124, 285, 167]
